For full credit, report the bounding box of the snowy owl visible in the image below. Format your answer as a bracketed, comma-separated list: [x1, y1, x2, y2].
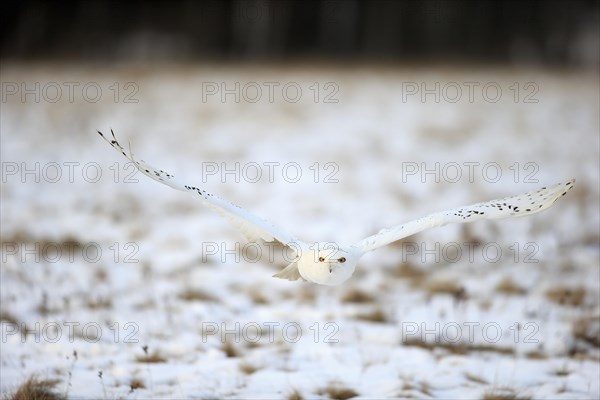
[98, 130, 575, 286]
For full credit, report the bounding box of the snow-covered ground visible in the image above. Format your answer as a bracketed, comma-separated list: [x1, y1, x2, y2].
[1, 63, 599, 399]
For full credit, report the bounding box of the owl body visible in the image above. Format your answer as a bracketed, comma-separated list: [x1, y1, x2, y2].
[295, 243, 361, 285]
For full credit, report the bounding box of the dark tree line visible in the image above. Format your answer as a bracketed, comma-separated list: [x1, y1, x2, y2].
[1, 0, 598, 65]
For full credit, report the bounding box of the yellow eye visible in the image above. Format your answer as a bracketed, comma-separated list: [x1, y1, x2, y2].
[318, 257, 325, 262]
[338, 257, 346, 263]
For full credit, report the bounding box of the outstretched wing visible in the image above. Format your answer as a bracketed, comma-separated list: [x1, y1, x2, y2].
[98, 130, 299, 246]
[356, 179, 575, 253]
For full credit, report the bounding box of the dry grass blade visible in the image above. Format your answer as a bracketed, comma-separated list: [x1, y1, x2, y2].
[341, 288, 376, 303]
[545, 286, 586, 307]
[135, 352, 167, 363]
[178, 288, 220, 303]
[318, 384, 359, 400]
[8, 375, 63, 400]
[354, 308, 389, 323]
[495, 277, 527, 295]
[482, 386, 531, 400]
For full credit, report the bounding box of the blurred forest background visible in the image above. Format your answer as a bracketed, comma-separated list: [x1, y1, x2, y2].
[1, 0, 598, 66]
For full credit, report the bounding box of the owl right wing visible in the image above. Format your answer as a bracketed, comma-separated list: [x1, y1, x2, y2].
[356, 179, 575, 253]
[98, 130, 300, 247]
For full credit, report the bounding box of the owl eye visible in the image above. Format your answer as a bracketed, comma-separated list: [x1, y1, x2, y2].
[338, 257, 346, 263]
[318, 257, 325, 262]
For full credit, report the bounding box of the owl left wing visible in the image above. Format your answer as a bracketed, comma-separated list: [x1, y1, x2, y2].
[356, 179, 575, 253]
[98, 130, 300, 247]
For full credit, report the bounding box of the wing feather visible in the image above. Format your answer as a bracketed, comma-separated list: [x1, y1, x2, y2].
[356, 179, 575, 253]
[98, 130, 299, 246]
